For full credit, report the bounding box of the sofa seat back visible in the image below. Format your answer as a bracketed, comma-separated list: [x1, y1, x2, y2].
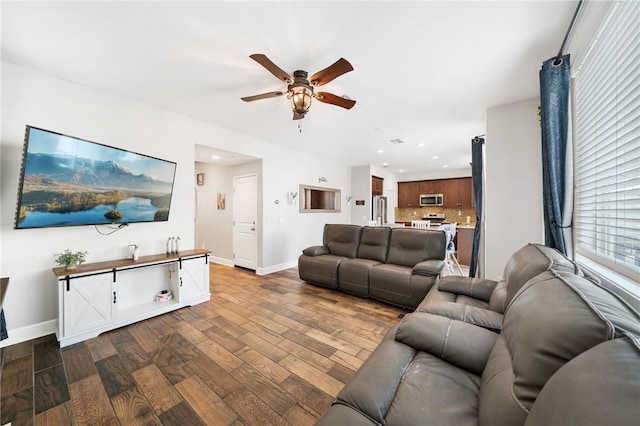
[479, 269, 640, 426]
[323, 224, 362, 258]
[356, 226, 391, 262]
[501, 244, 583, 310]
[524, 336, 640, 426]
[386, 228, 445, 267]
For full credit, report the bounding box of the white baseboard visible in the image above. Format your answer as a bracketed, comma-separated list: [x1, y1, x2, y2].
[258, 260, 297, 275]
[209, 256, 297, 276]
[0, 319, 57, 348]
[210, 256, 234, 267]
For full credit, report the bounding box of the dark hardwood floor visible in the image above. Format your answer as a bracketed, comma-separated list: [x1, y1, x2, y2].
[1, 264, 407, 425]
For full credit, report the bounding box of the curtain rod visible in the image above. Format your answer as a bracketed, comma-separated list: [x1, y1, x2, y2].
[554, 0, 585, 65]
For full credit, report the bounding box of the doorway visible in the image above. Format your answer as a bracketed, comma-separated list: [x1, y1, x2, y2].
[233, 174, 258, 270]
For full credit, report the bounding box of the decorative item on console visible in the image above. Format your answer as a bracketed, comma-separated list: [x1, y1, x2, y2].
[166, 236, 181, 254]
[53, 249, 88, 270]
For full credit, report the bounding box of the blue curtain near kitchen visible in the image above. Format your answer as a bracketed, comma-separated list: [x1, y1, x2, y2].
[539, 54, 571, 255]
[469, 137, 484, 277]
[1, 310, 7, 341]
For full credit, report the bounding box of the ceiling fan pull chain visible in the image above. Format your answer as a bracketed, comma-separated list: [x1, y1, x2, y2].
[298, 122, 302, 133]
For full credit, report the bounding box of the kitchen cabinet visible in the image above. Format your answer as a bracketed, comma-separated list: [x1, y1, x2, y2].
[398, 181, 421, 208]
[456, 227, 474, 266]
[443, 177, 473, 208]
[54, 249, 210, 347]
[419, 179, 443, 195]
[399, 177, 472, 209]
[372, 176, 384, 195]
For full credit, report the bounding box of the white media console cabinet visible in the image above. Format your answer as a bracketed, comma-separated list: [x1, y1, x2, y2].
[52, 249, 211, 347]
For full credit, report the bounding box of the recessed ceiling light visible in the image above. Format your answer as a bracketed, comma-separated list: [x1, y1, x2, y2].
[432, 155, 439, 160]
[417, 143, 425, 147]
[398, 169, 404, 173]
[211, 155, 220, 160]
[377, 149, 384, 154]
[382, 162, 389, 167]
[443, 165, 449, 168]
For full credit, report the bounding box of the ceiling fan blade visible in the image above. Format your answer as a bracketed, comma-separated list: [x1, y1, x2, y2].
[249, 54, 293, 83]
[241, 91, 285, 102]
[315, 92, 356, 110]
[309, 58, 354, 87]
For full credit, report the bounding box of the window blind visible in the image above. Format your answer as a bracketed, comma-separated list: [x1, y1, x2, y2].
[573, 0, 640, 281]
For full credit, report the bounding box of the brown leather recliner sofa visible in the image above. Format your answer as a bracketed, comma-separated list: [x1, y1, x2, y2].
[298, 224, 446, 309]
[315, 243, 640, 425]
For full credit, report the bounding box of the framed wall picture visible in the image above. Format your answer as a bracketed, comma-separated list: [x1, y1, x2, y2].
[217, 193, 225, 210]
[196, 173, 205, 186]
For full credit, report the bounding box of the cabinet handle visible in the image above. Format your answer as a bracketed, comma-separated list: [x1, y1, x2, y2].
[180, 277, 183, 287]
[113, 291, 117, 304]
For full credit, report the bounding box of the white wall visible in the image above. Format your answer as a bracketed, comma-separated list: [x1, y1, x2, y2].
[0, 62, 351, 345]
[400, 167, 472, 182]
[350, 165, 371, 225]
[194, 161, 235, 263]
[484, 97, 544, 279]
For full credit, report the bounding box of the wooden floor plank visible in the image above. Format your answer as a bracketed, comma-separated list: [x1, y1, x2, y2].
[110, 386, 162, 426]
[3, 263, 404, 425]
[131, 363, 183, 415]
[68, 374, 116, 424]
[174, 375, 239, 426]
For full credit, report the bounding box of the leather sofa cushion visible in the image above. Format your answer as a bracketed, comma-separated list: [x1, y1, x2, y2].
[297, 254, 345, 289]
[525, 337, 640, 426]
[395, 312, 498, 375]
[488, 279, 507, 313]
[302, 245, 329, 256]
[413, 259, 444, 276]
[323, 224, 362, 258]
[417, 302, 503, 332]
[386, 228, 445, 267]
[438, 276, 498, 302]
[370, 264, 438, 309]
[331, 324, 481, 426]
[356, 226, 391, 262]
[503, 243, 582, 308]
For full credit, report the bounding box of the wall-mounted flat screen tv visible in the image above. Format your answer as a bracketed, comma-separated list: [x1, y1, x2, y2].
[15, 126, 177, 229]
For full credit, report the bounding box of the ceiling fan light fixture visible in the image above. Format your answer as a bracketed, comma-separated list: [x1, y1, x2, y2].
[289, 70, 314, 116]
[290, 85, 313, 115]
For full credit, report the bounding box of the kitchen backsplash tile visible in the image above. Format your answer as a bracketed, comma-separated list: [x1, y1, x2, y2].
[395, 207, 476, 226]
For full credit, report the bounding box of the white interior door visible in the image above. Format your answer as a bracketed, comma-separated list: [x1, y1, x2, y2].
[233, 174, 258, 270]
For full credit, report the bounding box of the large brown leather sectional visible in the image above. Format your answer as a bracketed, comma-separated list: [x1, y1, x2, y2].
[298, 224, 446, 309]
[315, 243, 640, 425]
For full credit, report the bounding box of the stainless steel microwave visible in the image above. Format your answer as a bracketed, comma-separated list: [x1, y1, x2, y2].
[420, 194, 444, 206]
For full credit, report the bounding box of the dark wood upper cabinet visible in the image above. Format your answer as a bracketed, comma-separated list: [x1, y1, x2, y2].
[443, 177, 473, 208]
[419, 179, 443, 195]
[372, 176, 384, 196]
[398, 177, 472, 209]
[397, 181, 420, 208]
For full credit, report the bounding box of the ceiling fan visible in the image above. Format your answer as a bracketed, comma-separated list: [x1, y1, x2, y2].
[241, 54, 356, 120]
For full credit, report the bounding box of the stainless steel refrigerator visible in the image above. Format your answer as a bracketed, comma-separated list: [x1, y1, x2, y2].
[372, 195, 387, 225]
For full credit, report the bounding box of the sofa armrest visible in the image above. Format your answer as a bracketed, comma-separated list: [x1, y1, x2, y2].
[413, 259, 445, 277]
[302, 245, 330, 256]
[418, 302, 503, 332]
[395, 312, 498, 375]
[437, 276, 500, 302]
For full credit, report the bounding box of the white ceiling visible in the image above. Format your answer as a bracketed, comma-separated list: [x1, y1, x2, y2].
[1, 1, 578, 175]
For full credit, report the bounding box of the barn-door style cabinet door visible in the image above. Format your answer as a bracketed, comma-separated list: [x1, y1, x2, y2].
[62, 273, 115, 337]
[178, 255, 210, 302]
